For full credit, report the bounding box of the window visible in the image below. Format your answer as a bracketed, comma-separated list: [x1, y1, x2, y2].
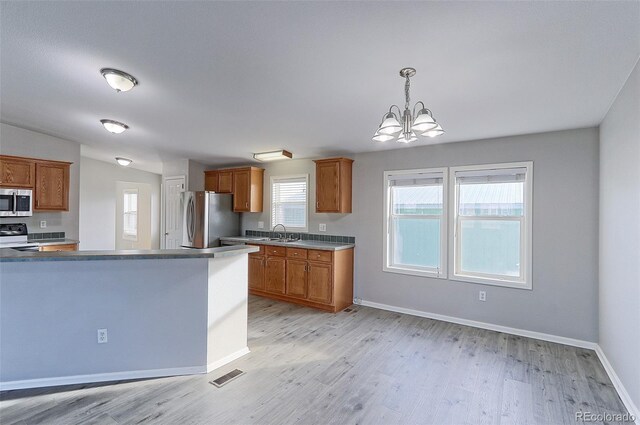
[271, 175, 308, 232]
[123, 190, 138, 240]
[384, 168, 447, 278]
[450, 162, 533, 289]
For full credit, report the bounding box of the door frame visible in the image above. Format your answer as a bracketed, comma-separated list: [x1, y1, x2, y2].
[161, 175, 186, 249]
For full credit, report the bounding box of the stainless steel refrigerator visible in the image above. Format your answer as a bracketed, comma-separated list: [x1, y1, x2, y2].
[181, 191, 240, 248]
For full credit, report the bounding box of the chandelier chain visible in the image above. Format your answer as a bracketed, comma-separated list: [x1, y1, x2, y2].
[404, 75, 411, 110]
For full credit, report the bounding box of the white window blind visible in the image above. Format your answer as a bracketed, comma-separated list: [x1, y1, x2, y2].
[123, 190, 138, 240]
[271, 176, 308, 231]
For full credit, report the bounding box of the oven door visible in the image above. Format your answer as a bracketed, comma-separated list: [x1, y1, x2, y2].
[0, 189, 32, 217]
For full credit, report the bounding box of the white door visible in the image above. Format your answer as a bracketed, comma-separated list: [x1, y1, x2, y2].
[164, 177, 185, 249]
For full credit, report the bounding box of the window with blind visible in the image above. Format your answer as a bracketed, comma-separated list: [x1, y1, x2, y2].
[450, 162, 533, 289]
[123, 189, 138, 241]
[271, 175, 308, 232]
[384, 168, 448, 278]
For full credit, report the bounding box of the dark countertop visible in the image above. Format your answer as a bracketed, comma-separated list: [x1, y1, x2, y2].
[0, 245, 259, 263]
[220, 236, 355, 251]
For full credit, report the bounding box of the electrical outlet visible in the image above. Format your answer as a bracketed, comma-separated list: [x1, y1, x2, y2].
[97, 328, 108, 344]
[319, 223, 327, 232]
[40, 221, 47, 228]
[257, 221, 264, 229]
[479, 291, 486, 302]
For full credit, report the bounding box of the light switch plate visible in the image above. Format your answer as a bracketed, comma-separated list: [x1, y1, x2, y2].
[258, 221, 264, 229]
[319, 224, 327, 232]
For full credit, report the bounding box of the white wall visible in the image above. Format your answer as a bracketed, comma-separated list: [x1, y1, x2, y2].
[599, 59, 640, 412]
[0, 123, 81, 239]
[79, 157, 161, 250]
[242, 127, 600, 342]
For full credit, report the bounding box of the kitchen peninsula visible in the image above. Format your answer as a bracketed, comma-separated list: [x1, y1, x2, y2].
[0, 245, 258, 391]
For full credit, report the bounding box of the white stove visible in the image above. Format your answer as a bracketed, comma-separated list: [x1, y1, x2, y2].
[0, 223, 40, 251]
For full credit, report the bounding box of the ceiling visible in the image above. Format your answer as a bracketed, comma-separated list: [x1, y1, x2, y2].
[1, 1, 639, 174]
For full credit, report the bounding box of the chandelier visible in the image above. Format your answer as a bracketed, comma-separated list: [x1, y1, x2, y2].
[373, 67, 444, 143]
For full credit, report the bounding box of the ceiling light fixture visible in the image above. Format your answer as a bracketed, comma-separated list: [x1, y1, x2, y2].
[115, 157, 132, 166]
[373, 67, 444, 143]
[100, 68, 138, 92]
[253, 150, 293, 162]
[100, 119, 129, 134]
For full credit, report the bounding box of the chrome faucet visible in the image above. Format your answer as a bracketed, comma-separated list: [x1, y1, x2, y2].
[272, 224, 287, 240]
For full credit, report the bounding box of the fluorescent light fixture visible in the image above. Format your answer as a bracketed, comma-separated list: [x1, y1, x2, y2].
[253, 150, 293, 162]
[100, 68, 138, 92]
[100, 119, 129, 134]
[115, 157, 132, 166]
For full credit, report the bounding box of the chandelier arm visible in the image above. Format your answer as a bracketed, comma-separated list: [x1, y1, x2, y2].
[388, 105, 403, 118]
[412, 101, 426, 117]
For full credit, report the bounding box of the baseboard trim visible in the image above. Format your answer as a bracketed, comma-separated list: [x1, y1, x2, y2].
[206, 347, 250, 373]
[594, 345, 640, 424]
[0, 366, 205, 392]
[358, 299, 597, 349]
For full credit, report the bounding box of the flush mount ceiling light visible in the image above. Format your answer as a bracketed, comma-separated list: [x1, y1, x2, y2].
[373, 67, 444, 143]
[253, 150, 293, 162]
[100, 119, 129, 134]
[100, 68, 138, 92]
[115, 157, 132, 166]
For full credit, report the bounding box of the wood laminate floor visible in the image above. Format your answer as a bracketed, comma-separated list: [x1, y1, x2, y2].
[0, 296, 630, 425]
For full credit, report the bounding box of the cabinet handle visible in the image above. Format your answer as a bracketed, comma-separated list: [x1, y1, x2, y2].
[36, 199, 39, 208]
[316, 201, 319, 208]
[246, 202, 248, 208]
[293, 252, 298, 256]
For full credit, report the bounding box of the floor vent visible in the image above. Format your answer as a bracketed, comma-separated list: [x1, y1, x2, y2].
[210, 369, 244, 388]
[344, 308, 354, 313]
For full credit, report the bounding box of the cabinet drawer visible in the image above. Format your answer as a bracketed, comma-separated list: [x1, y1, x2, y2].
[266, 245, 286, 257]
[308, 249, 332, 263]
[248, 244, 264, 256]
[286, 247, 308, 259]
[39, 243, 78, 252]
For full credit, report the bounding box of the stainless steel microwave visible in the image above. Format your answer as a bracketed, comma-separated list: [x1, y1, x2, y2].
[0, 188, 33, 217]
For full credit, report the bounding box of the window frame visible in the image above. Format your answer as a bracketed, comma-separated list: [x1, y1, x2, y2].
[270, 174, 309, 233]
[449, 161, 533, 290]
[122, 189, 139, 241]
[383, 167, 448, 279]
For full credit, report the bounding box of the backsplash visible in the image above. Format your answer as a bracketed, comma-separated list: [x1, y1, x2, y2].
[245, 230, 355, 244]
[28, 232, 66, 240]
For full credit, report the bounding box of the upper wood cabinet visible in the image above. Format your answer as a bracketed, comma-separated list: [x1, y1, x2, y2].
[204, 166, 264, 212]
[232, 167, 264, 212]
[0, 155, 71, 212]
[204, 170, 219, 192]
[35, 161, 70, 211]
[0, 156, 35, 188]
[314, 157, 353, 213]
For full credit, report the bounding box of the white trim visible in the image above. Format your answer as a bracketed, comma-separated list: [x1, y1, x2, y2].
[0, 366, 205, 392]
[383, 167, 448, 279]
[206, 347, 250, 373]
[270, 174, 309, 233]
[594, 345, 640, 424]
[449, 161, 533, 290]
[358, 299, 597, 349]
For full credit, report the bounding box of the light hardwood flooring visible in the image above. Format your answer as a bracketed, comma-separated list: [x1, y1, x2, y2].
[0, 296, 630, 425]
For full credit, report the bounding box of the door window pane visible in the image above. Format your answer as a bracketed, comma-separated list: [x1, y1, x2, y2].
[459, 219, 520, 277]
[392, 217, 440, 269]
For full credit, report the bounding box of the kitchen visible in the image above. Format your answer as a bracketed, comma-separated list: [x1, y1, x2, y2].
[1, 2, 639, 424]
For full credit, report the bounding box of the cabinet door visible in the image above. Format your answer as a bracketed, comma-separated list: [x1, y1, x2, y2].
[308, 262, 333, 304]
[265, 257, 286, 294]
[316, 161, 340, 212]
[204, 171, 219, 192]
[248, 256, 266, 291]
[217, 170, 234, 193]
[233, 169, 250, 212]
[35, 162, 69, 211]
[0, 157, 35, 188]
[286, 259, 307, 298]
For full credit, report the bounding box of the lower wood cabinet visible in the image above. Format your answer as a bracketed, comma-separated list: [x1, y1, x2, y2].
[248, 244, 354, 313]
[39, 243, 78, 252]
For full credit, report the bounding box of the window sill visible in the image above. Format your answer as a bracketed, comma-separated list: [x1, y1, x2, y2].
[449, 274, 531, 290]
[383, 265, 446, 280]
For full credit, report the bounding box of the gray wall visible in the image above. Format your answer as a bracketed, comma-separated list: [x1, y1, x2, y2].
[0, 123, 81, 239]
[0, 258, 208, 382]
[599, 59, 640, 409]
[79, 157, 162, 250]
[242, 127, 600, 341]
